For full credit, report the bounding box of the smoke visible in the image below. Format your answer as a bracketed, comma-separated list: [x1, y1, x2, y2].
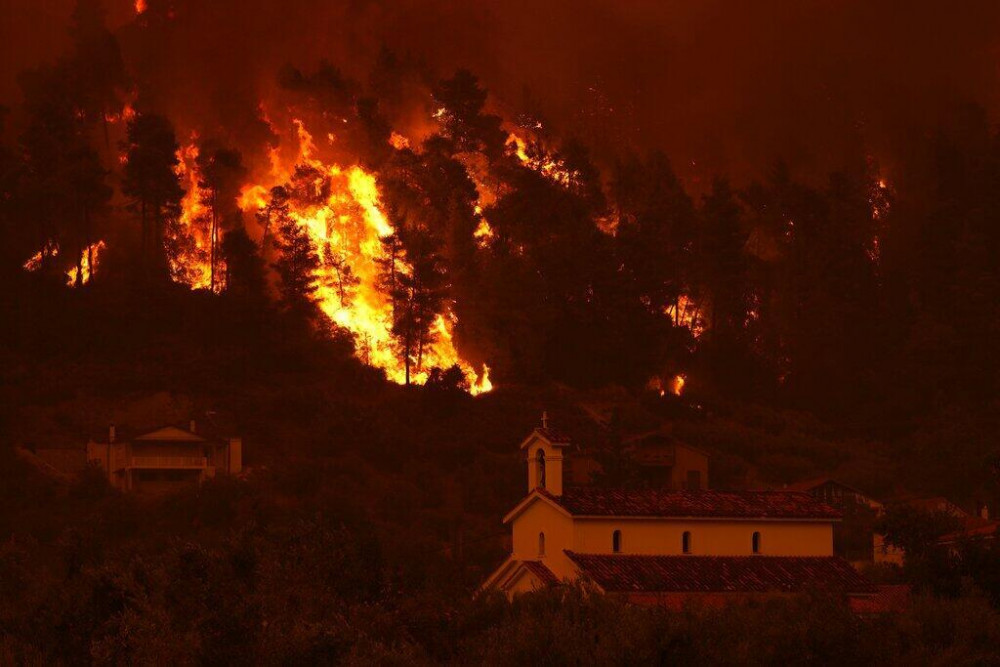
[3, 0, 999, 186]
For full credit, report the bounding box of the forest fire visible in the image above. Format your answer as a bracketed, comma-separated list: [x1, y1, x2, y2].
[23, 241, 105, 286]
[169, 118, 491, 393]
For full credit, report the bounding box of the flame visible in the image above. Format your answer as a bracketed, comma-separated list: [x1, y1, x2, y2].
[669, 374, 686, 396]
[23, 240, 105, 285]
[67, 241, 106, 284]
[134, 0, 147, 14]
[473, 218, 494, 247]
[169, 139, 215, 290]
[170, 119, 491, 393]
[388, 132, 410, 150]
[23, 244, 56, 272]
[505, 133, 577, 188]
[665, 294, 706, 337]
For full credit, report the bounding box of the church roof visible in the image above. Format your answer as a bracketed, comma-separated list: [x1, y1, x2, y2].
[545, 488, 842, 520]
[565, 552, 876, 595]
[519, 427, 572, 449]
[521, 560, 560, 586]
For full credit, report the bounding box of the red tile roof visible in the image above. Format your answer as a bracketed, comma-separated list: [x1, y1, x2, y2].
[546, 489, 841, 519]
[566, 552, 876, 595]
[521, 560, 560, 586]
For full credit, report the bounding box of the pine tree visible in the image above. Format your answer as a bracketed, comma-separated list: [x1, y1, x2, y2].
[271, 211, 320, 318]
[121, 113, 184, 278]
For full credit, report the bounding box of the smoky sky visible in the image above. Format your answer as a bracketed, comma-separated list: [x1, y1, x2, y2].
[3, 0, 999, 187]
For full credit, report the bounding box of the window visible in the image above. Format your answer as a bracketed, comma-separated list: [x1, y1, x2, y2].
[612, 530, 622, 553]
[538, 532, 546, 556]
[536, 449, 546, 489]
[682, 531, 692, 554]
[752, 531, 761, 554]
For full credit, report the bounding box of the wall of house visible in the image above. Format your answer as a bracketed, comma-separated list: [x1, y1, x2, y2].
[131, 442, 207, 458]
[573, 518, 834, 556]
[669, 444, 709, 490]
[511, 502, 576, 579]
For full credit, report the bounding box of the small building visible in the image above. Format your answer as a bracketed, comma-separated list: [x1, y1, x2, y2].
[874, 496, 973, 566]
[482, 425, 877, 608]
[785, 477, 884, 562]
[785, 478, 884, 513]
[626, 432, 710, 490]
[86, 422, 242, 493]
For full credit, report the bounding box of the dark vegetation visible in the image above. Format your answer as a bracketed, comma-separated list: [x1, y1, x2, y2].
[3, 0, 1000, 662]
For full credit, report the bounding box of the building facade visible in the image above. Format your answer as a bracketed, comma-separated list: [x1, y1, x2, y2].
[86, 422, 242, 493]
[482, 427, 876, 607]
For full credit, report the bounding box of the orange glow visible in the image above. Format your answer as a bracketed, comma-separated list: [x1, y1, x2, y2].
[67, 241, 106, 285]
[505, 132, 577, 188]
[170, 139, 215, 290]
[669, 374, 686, 396]
[170, 118, 491, 393]
[665, 294, 706, 337]
[134, 0, 147, 14]
[388, 132, 410, 150]
[23, 240, 105, 286]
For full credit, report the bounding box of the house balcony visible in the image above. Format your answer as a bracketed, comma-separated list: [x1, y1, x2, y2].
[127, 456, 208, 470]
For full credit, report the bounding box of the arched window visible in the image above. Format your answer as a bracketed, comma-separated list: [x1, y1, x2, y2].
[536, 449, 546, 489]
[612, 530, 622, 553]
[682, 531, 692, 554]
[538, 532, 546, 556]
[752, 531, 762, 554]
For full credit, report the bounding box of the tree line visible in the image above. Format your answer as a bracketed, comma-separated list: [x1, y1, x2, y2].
[2, 0, 1000, 419]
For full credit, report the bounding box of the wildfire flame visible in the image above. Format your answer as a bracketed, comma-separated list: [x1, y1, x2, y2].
[665, 294, 706, 338]
[171, 120, 491, 394]
[23, 240, 105, 285]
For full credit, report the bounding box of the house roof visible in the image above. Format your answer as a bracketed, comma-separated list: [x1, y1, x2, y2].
[565, 552, 876, 595]
[544, 488, 842, 520]
[134, 426, 206, 443]
[938, 518, 1000, 544]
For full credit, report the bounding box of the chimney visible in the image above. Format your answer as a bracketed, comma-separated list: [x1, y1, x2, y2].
[189, 419, 197, 434]
[108, 423, 116, 444]
[541, 411, 548, 430]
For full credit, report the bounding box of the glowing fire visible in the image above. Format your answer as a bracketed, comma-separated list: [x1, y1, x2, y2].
[23, 240, 105, 285]
[506, 132, 577, 188]
[388, 132, 410, 150]
[135, 0, 147, 14]
[665, 294, 706, 337]
[169, 139, 215, 290]
[648, 373, 686, 397]
[67, 241, 106, 285]
[171, 120, 491, 393]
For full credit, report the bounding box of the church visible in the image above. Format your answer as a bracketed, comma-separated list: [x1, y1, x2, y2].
[481, 424, 877, 609]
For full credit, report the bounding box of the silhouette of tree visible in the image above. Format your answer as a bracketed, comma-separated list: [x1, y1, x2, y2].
[197, 145, 247, 292]
[432, 70, 506, 159]
[271, 207, 320, 319]
[121, 113, 184, 279]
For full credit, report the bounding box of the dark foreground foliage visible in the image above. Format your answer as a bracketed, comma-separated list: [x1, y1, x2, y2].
[2, 472, 1000, 665]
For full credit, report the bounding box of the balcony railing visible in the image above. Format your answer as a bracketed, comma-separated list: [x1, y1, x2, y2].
[128, 456, 208, 469]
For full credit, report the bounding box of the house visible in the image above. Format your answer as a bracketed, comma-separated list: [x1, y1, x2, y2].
[564, 430, 710, 490]
[482, 425, 877, 608]
[785, 478, 884, 513]
[785, 477, 884, 562]
[625, 432, 710, 490]
[86, 422, 242, 493]
[874, 496, 973, 565]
